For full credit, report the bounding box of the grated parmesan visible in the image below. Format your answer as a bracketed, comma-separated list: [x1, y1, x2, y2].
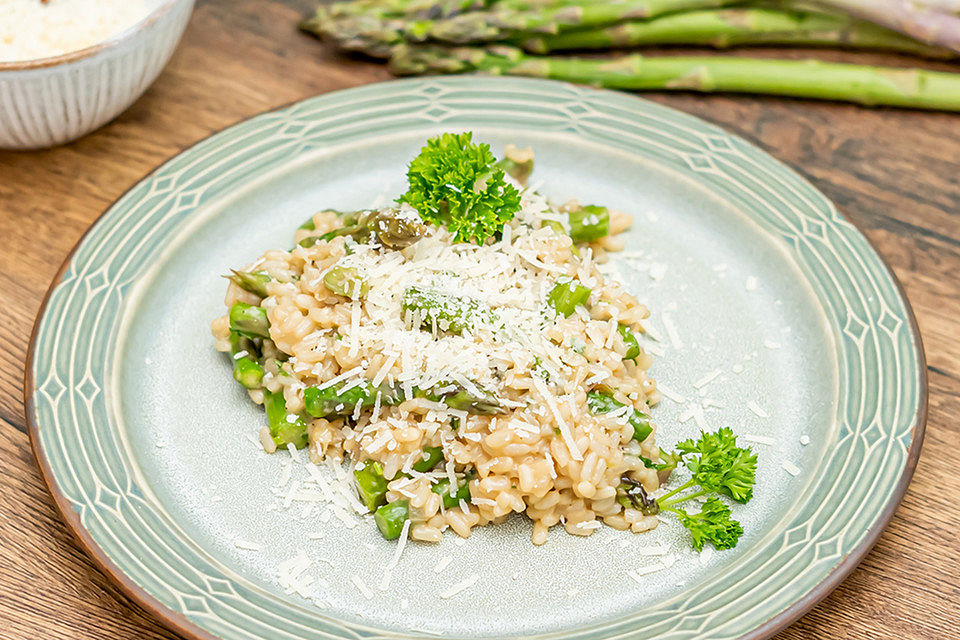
[433, 555, 453, 573]
[693, 369, 722, 389]
[782, 460, 801, 476]
[233, 539, 261, 551]
[662, 312, 683, 349]
[439, 574, 480, 599]
[656, 382, 685, 403]
[747, 401, 769, 418]
[351, 575, 374, 600]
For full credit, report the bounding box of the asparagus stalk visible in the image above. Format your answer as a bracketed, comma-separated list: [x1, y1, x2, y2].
[227, 269, 271, 298]
[567, 204, 609, 243]
[303, 378, 504, 417]
[229, 302, 271, 339]
[323, 265, 370, 299]
[431, 470, 474, 507]
[264, 391, 310, 449]
[496, 143, 534, 185]
[303, 0, 745, 55]
[299, 208, 427, 249]
[412, 446, 445, 472]
[228, 331, 265, 389]
[354, 461, 389, 510]
[618, 324, 641, 360]
[321, 0, 493, 22]
[547, 280, 591, 317]
[421, 0, 745, 43]
[519, 7, 956, 59]
[811, 0, 960, 53]
[402, 284, 497, 334]
[375, 500, 409, 539]
[390, 44, 960, 111]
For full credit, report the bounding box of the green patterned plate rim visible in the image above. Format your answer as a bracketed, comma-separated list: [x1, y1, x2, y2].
[26, 77, 926, 640]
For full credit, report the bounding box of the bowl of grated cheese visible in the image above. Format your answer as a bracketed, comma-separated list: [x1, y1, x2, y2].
[0, 0, 194, 149]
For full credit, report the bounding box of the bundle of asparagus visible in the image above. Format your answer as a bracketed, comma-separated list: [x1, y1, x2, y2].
[302, 0, 960, 111]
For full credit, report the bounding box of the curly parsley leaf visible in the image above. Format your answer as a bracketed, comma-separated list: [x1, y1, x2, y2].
[647, 428, 757, 551]
[673, 497, 744, 551]
[398, 132, 521, 245]
[675, 426, 757, 503]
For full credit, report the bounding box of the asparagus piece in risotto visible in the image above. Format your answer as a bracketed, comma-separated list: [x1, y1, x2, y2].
[587, 390, 653, 443]
[567, 204, 610, 244]
[402, 284, 498, 334]
[323, 264, 370, 299]
[354, 460, 389, 511]
[496, 143, 534, 186]
[227, 269, 272, 298]
[263, 390, 309, 449]
[375, 500, 410, 540]
[211, 132, 757, 549]
[617, 324, 641, 360]
[229, 302, 270, 339]
[547, 279, 591, 317]
[229, 332, 265, 390]
[300, 207, 428, 249]
[303, 379, 504, 417]
[411, 446, 444, 472]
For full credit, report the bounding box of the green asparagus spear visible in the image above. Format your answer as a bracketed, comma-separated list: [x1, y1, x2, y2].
[375, 500, 410, 539]
[302, 208, 427, 249]
[567, 204, 609, 243]
[229, 302, 271, 339]
[264, 390, 310, 449]
[433, 389, 504, 414]
[618, 324, 640, 360]
[431, 471, 473, 508]
[616, 474, 660, 513]
[547, 280, 591, 317]
[496, 144, 534, 185]
[227, 270, 272, 298]
[228, 331, 264, 389]
[587, 390, 653, 443]
[519, 7, 956, 58]
[301, 0, 581, 56]
[304, 381, 400, 417]
[412, 446, 445, 472]
[233, 357, 265, 389]
[323, 265, 370, 299]
[354, 460, 389, 510]
[298, 209, 353, 238]
[402, 284, 497, 334]
[417, 0, 745, 44]
[303, 379, 504, 417]
[389, 44, 960, 112]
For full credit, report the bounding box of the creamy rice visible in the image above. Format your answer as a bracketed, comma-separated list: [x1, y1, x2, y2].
[213, 170, 668, 545]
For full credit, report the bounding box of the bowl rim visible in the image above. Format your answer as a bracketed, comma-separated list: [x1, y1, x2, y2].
[0, 0, 182, 72]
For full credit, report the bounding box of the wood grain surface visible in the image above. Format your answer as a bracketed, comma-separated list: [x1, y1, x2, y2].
[1, 1, 959, 637]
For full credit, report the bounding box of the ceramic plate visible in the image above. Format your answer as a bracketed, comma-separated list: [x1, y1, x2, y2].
[26, 77, 926, 640]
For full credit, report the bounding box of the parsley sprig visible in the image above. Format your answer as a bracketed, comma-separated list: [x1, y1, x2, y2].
[398, 132, 521, 245]
[622, 427, 757, 551]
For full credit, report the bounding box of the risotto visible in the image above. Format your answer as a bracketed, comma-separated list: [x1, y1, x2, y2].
[212, 135, 687, 546]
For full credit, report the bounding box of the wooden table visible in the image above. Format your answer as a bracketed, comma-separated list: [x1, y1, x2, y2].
[2, 1, 958, 637]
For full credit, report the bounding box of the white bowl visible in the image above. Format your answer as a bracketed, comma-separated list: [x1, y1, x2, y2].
[0, 0, 194, 150]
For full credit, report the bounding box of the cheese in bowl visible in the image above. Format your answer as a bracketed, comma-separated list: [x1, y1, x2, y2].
[212, 133, 757, 550]
[0, 0, 151, 62]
